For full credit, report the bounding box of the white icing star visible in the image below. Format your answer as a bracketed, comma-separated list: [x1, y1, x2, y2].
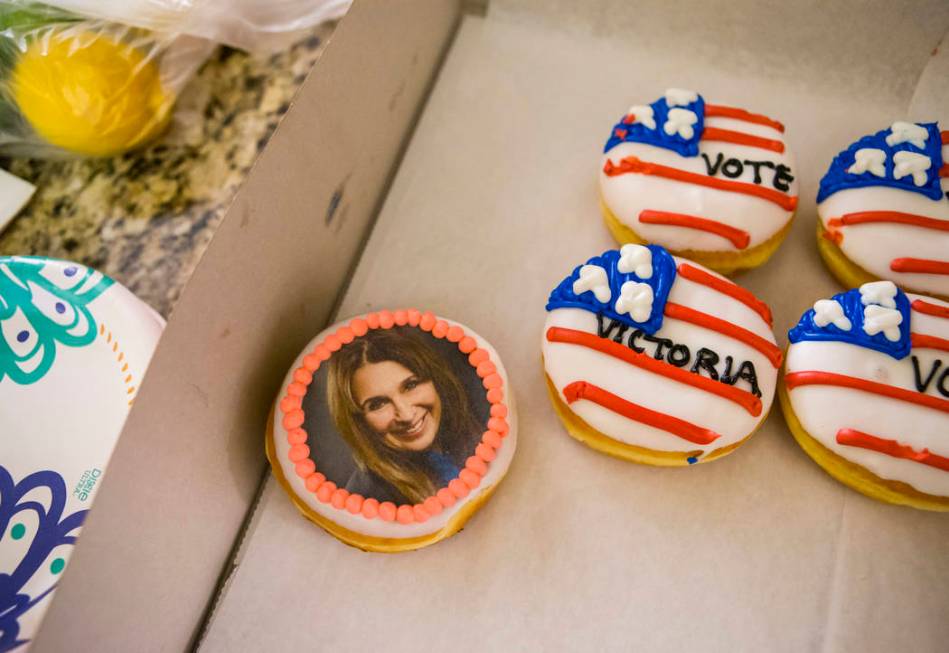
[573, 264, 611, 303]
[616, 244, 653, 279]
[859, 280, 898, 308]
[885, 121, 929, 149]
[627, 105, 656, 130]
[664, 108, 698, 140]
[614, 281, 654, 323]
[863, 304, 903, 342]
[847, 148, 886, 178]
[813, 299, 852, 331]
[664, 88, 698, 107]
[892, 151, 931, 187]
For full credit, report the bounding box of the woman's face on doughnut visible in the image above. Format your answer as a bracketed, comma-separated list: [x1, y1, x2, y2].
[352, 360, 442, 452]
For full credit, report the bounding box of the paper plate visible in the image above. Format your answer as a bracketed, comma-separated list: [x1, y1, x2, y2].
[0, 256, 164, 651]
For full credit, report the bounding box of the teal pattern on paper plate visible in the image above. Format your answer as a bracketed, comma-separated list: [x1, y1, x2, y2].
[0, 256, 113, 385]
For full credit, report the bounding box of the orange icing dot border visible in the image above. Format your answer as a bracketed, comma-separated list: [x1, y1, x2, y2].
[277, 310, 510, 525]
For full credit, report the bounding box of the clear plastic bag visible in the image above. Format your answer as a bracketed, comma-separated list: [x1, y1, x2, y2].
[0, 0, 348, 158]
[48, 0, 352, 53]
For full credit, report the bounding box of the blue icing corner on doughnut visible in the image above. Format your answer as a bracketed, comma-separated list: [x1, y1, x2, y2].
[603, 90, 705, 158]
[545, 244, 677, 336]
[788, 283, 912, 360]
[816, 121, 944, 203]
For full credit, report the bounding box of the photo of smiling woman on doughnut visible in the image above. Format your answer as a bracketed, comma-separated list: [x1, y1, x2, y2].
[307, 327, 487, 505]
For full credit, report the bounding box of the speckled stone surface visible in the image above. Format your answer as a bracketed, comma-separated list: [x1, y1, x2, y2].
[0, 24, 334, 317]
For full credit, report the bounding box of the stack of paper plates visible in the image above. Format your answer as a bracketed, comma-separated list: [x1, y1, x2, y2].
[0, 256, 163, 651]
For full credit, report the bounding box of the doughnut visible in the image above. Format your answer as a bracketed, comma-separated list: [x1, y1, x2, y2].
[542, 244, 780, 466]
[599, 88, 798, 275]
[267, 310, 516, 552]
[0, 256, 164, 647]
[781, 280, 949, 511]
[816, 121, 949, 300]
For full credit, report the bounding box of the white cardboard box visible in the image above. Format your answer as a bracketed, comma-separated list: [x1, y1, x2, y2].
[34, 1, 949, 651]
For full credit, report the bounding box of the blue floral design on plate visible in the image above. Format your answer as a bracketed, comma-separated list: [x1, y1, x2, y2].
[0, 465, 87, 652]
[0, 257, 113, 385]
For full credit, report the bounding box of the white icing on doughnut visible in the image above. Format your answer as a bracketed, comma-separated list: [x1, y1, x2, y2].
[614, 281, 653, 322]
[601, 136, 797, 251]
[272, 315, 516, 540]
[628, 105, 656, 130]
[813, 299, 852, 331]
[785, 293, 949, 497]
[860, 280, 898, 308]
[664, 88, 698, 107]
[817, 145, 949, 298]
[616, 243, 653, 278]
[892, 151, 932, 187]
[601, 96, 797, 253]
[862, 304, 902, 342]
[543, 256, 777, 457]
[663, 108, 698, 140]
[573, 264, 612, 302]
[886, 121, 929, 149]
[847, 148, 887, 178]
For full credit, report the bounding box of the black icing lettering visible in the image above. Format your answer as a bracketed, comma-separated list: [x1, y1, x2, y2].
[590, 319, 765, 397]
[743, 160, 767, 184]
[690, 347, 720, 380]
[720, 356, 736, 385]
[701, 152, 724, 176]
[721, 158, 744, 179]
[938, 368, 949, 398]
[773, 164, 795, 192]
[911, 356, 942, 393]
[596, 314, 629, 343]
[667, 344, 691, 367]
[627, 329, 645, 354]
[650, 335, 673, 361]
[733, 360, 762, 397]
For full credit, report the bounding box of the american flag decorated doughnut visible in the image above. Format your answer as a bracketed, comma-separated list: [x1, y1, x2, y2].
[542, 244, 779, 466]
[599, 88, 798, 275]
[817, 121, 949, 300]
[782, 281, 949, 510]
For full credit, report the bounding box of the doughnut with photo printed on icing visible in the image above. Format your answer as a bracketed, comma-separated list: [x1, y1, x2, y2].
[267, 310, 516, 552]
[816, 121, 949, 300]
[781, 280, 949, 511]
[599, 88, 798, 275]
[542, 244, 780, 466]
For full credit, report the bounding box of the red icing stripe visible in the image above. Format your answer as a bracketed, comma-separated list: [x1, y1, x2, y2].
[836, 428, 949, 473]
[562, 380, 720, 445]
[676, 263, 772, 326]
[785, 371, 949, 415]
[663, 302, 783, 367]
[701, 126, 785, 153]
[942, 130, 949, 145]
[825, 211, 949, 246]
[546, 326, 762, 416]
[911, 332, 949, 353]
[890, 258, 949, 275]
[704, 104, 785, 133]
[639, 209, 750, 250]
[912, 299, 949, 320]
[603, 156, 798, 211]
[940, 164, 949, 178]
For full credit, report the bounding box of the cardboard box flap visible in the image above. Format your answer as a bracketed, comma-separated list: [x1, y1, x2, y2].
[200, 5, 949, 652]
[31, 2, 461, 651]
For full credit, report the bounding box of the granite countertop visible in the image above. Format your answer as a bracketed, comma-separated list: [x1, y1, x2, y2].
[0, 23, 335, 317]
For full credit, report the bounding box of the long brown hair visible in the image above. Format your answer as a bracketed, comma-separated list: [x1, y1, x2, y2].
[327, 327, 481, 504]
